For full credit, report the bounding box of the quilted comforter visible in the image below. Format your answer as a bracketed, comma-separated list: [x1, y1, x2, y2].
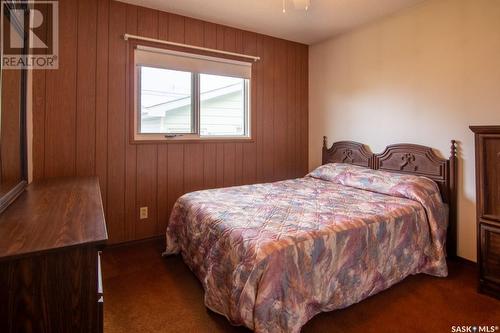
[164, 163, 448, 333]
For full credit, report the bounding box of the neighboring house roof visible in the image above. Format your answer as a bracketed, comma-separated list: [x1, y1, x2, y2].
[142, 82, 241, 119]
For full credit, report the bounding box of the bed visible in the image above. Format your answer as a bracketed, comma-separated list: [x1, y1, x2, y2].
[164, 139, 457, 333]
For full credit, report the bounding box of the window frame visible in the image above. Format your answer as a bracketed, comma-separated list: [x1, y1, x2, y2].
[129, 41, 253, 144]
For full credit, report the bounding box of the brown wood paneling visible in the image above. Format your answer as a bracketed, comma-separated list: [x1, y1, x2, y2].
[185, 17, 203, 46]
[216, 143, 224, 188]
[32, 70, 45, 181]
[32, 0, 309, 244]
[295, 43, 304, 178]
[106, 0, 127, 242]
[44, 0, 78, 177]
[223, 27, 236, 52]
[286, 43, 297, 179]
[299, 44, 309, 176]
[1, 69, 22, 184]
[274, 39, 287, 180]
[255, 36, 264, 182]
[135, 6, 158, 239]
[203, 143, 217, 189]
[204, 22, 217, 49]
[184, 144, 204, 192]
[235, 143, 243, 185]
[32, 3, 48, 181]
[168, 13, 185, 43]
[167, 144, 184, 219]
[76, 0, 97, 176]
[124, 4, 138, 241]
[158, 11, 169, 40]
[262, 36, 275, 182]
[223, 143, 236, 187]
[136, 145, 157, 239]
[157, 145, 168, 233]
[95, 0, 109, 210]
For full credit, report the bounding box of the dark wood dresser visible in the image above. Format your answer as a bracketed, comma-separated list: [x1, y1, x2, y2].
[0, 177, 108, 332]
[470, 126, 500, 299]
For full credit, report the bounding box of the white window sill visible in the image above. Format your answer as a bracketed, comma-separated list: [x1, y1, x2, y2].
[132, 134, 253, 144]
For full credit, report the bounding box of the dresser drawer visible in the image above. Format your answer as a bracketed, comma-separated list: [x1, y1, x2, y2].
[480, 223, 500, 286]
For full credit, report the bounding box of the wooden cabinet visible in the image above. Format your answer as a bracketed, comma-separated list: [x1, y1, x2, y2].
[0, 177, 108, 332]
[470, 126, 500, 299]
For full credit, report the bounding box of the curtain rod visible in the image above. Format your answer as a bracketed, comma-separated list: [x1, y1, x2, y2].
[123, 33, 260, 62]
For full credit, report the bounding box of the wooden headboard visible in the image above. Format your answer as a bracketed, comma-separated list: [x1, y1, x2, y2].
[322, 137, 458, 257]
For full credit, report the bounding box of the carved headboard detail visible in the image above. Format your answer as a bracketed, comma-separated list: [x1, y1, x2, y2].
[374, 144, 453, 202]
[322, 137, 458, 257]
[322, 138, 372, 168]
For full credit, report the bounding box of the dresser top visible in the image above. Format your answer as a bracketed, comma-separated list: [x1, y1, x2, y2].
[0, 177, 108, 261]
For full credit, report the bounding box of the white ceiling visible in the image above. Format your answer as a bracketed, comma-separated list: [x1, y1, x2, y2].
[118, 0, 426, 45]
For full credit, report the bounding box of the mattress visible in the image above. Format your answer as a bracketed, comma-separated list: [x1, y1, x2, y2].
[164, 163, 448, 333]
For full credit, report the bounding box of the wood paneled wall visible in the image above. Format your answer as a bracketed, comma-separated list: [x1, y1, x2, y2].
[32, 0, 309, 244]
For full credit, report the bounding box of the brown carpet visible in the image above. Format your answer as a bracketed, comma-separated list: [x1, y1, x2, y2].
[102, 240, 499, 333]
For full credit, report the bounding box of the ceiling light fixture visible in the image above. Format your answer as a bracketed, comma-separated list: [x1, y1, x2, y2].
[282, 0, 311, 13]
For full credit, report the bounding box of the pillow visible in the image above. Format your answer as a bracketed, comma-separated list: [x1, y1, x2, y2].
[307, 163, 443, 205]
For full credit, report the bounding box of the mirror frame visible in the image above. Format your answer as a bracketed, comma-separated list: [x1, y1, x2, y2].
[0, 1, 28, 214]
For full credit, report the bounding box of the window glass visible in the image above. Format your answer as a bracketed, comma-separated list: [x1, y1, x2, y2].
[139, 66, 193, 134]
[199, 74, 246, 136]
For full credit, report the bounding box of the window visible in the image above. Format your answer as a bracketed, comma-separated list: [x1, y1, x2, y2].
[134, 46, 251, 141]
[139, 67, 193, 134]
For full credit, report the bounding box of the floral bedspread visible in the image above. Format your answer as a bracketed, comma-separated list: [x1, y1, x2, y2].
[164, 163, 448, 333]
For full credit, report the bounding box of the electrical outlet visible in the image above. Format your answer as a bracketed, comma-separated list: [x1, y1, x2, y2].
[139, 207, 148, 220]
